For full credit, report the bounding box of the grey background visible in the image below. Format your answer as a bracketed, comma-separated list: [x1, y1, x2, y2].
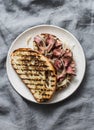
[0, 0, 94, 130]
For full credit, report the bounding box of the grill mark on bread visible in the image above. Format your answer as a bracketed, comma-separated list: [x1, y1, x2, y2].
[19, 60, 45, 64]
[13, 65, 48, 71]
[16, 70, 44, 75]
[21, 76, 45, 82]
[16, 69, 53, 74]
[12, 63, 48, 68]
[12, 56, 37, 61]
[15, 68, 48, 71]
[25, 83, 55, 88]
[30, 88, 53, 92]
[24, 82, 44, 86]
[13, 51, 37, 55]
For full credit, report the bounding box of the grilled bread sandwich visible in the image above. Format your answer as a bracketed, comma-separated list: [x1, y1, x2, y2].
[11, 48, 56, 103]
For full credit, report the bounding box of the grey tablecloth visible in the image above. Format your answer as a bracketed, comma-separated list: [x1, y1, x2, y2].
[0, 0, 94, 130]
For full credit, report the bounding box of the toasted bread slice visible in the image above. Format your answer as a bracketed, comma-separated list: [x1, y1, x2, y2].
[11, 48, 56, 103]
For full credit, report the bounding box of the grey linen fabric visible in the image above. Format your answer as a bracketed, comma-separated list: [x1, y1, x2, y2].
[0, 0, 94, 130]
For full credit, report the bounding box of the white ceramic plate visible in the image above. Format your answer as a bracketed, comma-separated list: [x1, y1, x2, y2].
[6, 25, 86, 104]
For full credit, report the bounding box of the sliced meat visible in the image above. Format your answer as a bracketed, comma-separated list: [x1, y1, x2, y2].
[34, 35, 42, 44]
[33, 33, 76, 89]
[70, 61, 75, 68]
[64, 49, 73, 57]
[53, 48, 65, 57]
[46, 34, 56, 46]
[41, 34, 55, 53]
[34, 36, 44, 52]
[45, 41, 55, 53]
[55, 39, 62, 48]
[62, 57, 72, 67]
[66, 65, 76, 75]
[38, 46, 45, 54]
[34, 34, 55, 53]
[54, 59, 64, 71]
[57, 71, 66, 82]
[34, 35, 46, 48]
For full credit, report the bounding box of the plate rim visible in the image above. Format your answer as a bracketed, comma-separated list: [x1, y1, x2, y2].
[6, 24, 86, 104]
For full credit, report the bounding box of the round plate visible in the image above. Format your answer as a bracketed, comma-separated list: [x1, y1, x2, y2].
[6, 25, 86, 104]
